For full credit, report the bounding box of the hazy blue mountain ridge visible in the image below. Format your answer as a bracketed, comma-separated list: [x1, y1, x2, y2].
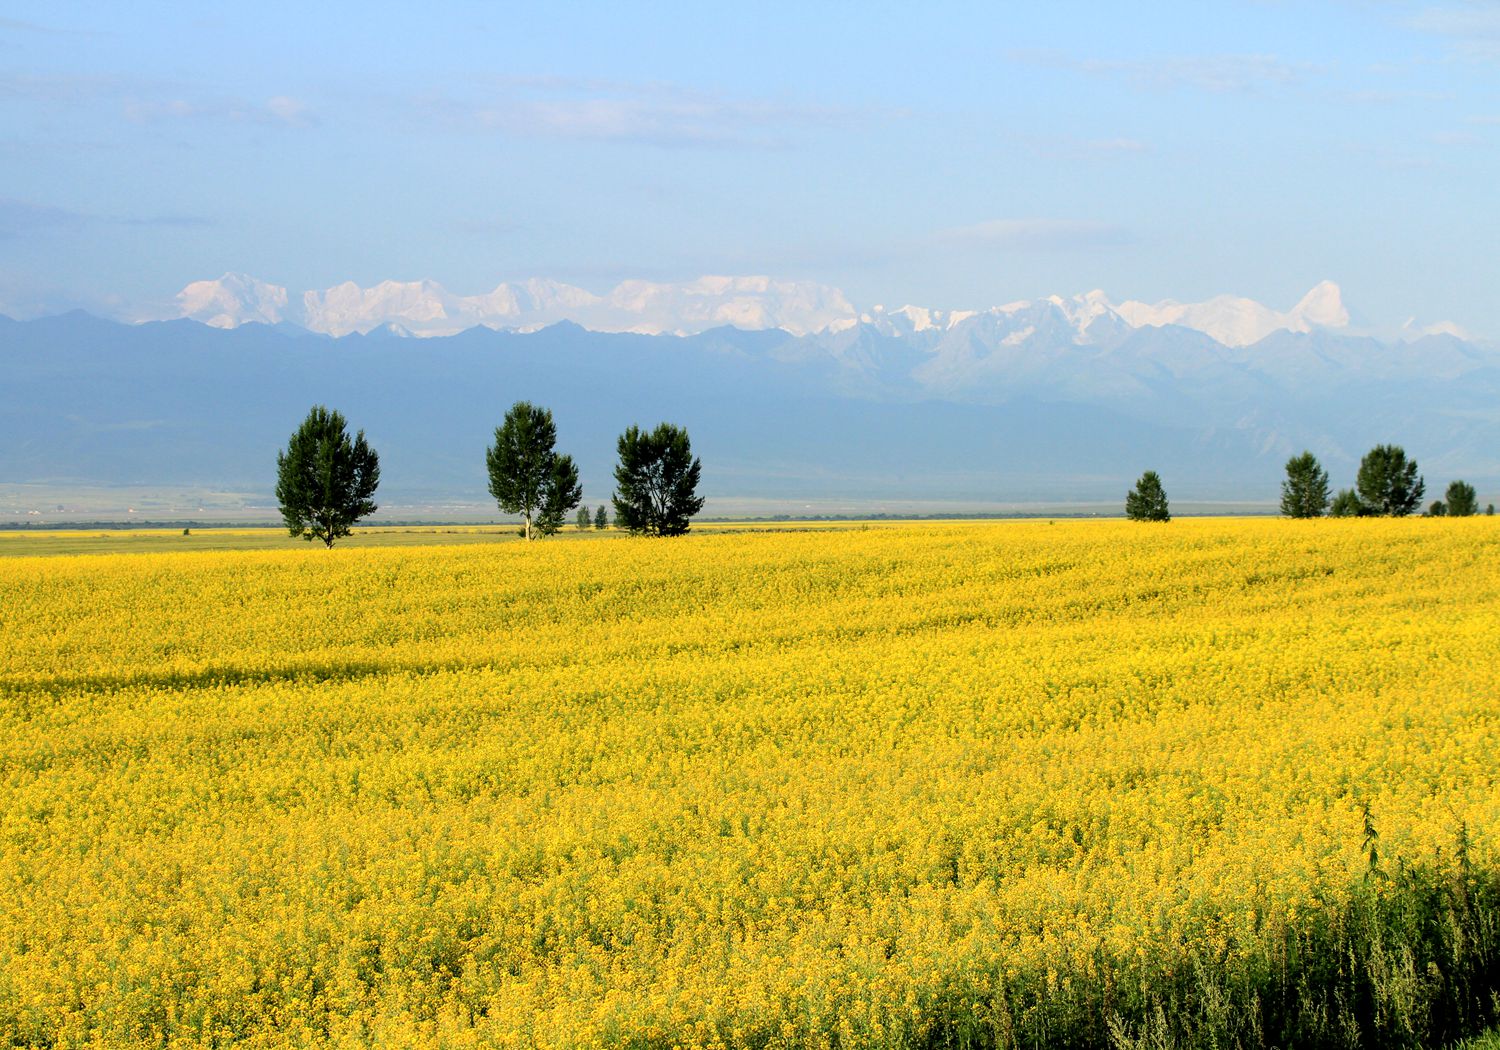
[2, 310, 1496, 512]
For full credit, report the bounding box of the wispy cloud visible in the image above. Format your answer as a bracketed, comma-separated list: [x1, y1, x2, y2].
[0, 72, 316, 127]
[0, 197, 213, 239]
[940, 219, 1137, 250]
[1431, 128, 1482, 145]
[1339, 87, 1455, 105]
[1025, 135, 1150, 160]
[452, 216, 524, 237]
[1410, 5, 1500, 61]
[690, 216, 1138, 279]
[123, 93, 317, 127]
[0, 198, 88, 239]
[418, 76, 873, 148]
[266, 95, 314, 126]
[119, 213, 216, 229]
[0, 16, 103, 36]
[1011, 49, 1321, 93]
[1341, 142, 1438, 170]
[0, 72, 139, 105]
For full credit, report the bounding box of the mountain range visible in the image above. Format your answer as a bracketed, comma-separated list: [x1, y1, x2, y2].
[169, 273, 860, 339]
[162, 273, 1465, 347]
[3, 278, 1498, 519]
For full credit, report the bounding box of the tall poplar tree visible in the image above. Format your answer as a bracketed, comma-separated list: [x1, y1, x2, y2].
[485, 402, 582, 540]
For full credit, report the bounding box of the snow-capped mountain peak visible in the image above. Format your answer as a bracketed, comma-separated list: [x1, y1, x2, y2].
[176, 273, 292, 329]
[1290, 279, 1348, 329]
[164, 274, 854, 338]
[1114, 282, 1349, 347]
[161, 274, 1422, 348]
[863, 304, 975, 336]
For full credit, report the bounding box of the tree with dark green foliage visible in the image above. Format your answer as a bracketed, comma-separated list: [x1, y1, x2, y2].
[1330, 488, 1368, 518]
[1125, 470, 1170, 522]
[593, 504, 608, 530]
[1356, 444, 1424, 517]
[1445, 480, 1479, 517]
[612, 422, 705, 536]
[274, 405, 380, 548]
[1280, 451, 1330, 518]
[485, 401, 582, 541]
[575, 506, 592, 530]
[1428, 500, 1448, 517]
[1488, 504, 1496, 516]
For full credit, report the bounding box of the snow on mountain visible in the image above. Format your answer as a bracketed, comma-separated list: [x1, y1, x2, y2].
[166, 274, 853, 338]
[176, 273, 293, 329]
[861, 304, 976, 337]
[163, 274, 1472, 352]
[1114, 280, 1349, 347]
[1290, 280, 1350, 329]
[301, 279, 485, 337]
[596, 276, 854, 336]
[850, 284, 1342, 353]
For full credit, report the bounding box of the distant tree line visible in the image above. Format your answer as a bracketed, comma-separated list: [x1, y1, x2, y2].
[1123, 444, 1493, 523]
[1128, 444, 1488, 525]
[274, 401, 704, 547]
[275, 406, 1491, 545]
[1278, 444, 1489, 519]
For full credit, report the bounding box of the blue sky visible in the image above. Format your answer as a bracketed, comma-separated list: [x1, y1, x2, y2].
[2, 1, 1499, 333]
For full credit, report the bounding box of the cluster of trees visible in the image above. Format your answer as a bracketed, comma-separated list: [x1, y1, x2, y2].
[575, 505, 610, 530]
[274, 402, 704, 547]
[1125, 446, 1494, 523]
[1280, 444, 1493, 519]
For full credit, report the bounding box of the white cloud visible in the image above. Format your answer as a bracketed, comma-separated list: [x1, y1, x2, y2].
[265, 95, 315, 126]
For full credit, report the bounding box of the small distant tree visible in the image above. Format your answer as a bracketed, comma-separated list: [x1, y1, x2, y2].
[485, 401, 582, 541]
[1445, 480, 1479, 517]
[1488, 504, 1496, 516]
[1280, 451, 1330, 518]
[1125, 470, 1170, 522]
[575, 506, 592, 530]
[593, 504, 608, 530]
[275, 405, 380, 548]
[612, 422, 705, 536]
[1428, 500, 1448, 517]
[1356, 444, 1424, 517]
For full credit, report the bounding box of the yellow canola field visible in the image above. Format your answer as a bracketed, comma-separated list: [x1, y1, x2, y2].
[1, 518, 1498, 1048]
